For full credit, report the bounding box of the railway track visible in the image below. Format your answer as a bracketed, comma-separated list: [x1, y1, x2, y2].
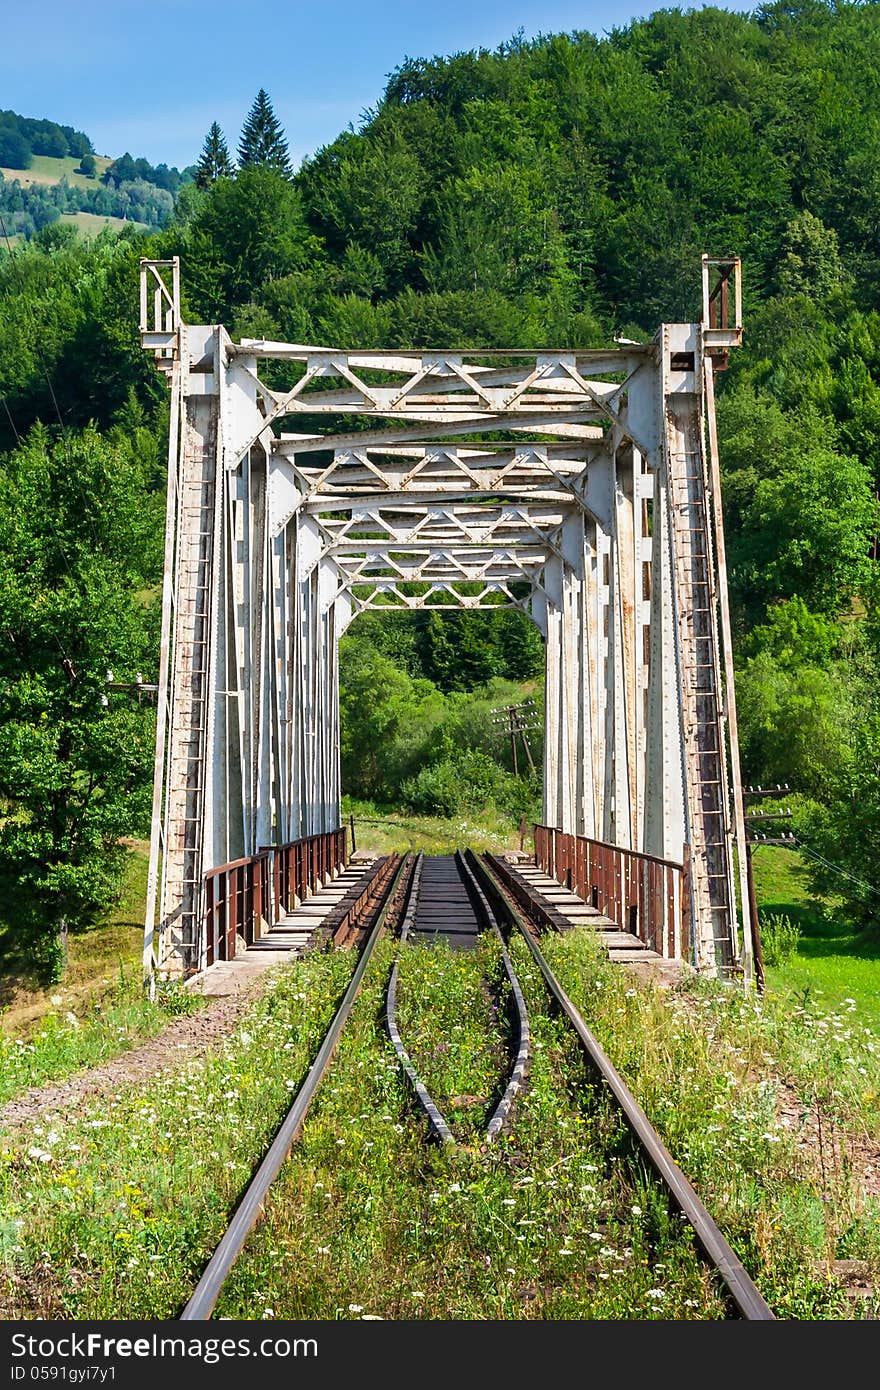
[180, 846, 774, 1322]
[386, 852, 530, 1144]
[470, 850, 774, 1321]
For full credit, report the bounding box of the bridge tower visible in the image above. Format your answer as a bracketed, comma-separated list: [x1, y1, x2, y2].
[139, 256, 754, 984]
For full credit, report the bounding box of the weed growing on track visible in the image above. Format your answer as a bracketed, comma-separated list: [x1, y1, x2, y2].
[0, 951, 355, 1317]
[539, 931, 880, 1317]
[394, 936, 511, 1140]
[214, 939, 727, 1320]
[2, 922, 876, 1319]
[0, 979, 202, 1106]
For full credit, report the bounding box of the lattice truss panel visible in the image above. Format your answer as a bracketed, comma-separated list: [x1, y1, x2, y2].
[139, 259, 752, 983]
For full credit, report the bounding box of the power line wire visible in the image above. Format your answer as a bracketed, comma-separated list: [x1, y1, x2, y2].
[796, 843, 880, 899]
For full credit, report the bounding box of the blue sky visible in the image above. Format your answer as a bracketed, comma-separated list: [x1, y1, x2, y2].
[3, 0, 753, 170]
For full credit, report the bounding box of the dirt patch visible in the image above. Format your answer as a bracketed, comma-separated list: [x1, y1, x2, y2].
[0, 966, 283, 1132]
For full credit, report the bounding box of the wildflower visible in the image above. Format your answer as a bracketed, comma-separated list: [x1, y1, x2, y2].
[631, 1205, 642, 1215]
[646, 1288, 665, 1298]
[348, 1304, 363, 1313]
[262, 1309, 274, 1319]
[410, 1292, 425, 1300]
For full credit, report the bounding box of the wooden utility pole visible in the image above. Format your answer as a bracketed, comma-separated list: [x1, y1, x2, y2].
[490, 699, 540, 777]
[742, 783, 795, 993]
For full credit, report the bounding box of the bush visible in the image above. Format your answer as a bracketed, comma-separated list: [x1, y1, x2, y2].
[760, 912, 801, 967]
[401, 749, 502, 817]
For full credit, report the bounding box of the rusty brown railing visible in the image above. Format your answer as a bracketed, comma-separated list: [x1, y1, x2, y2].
[203, 851, 272, 967]
[273, 828, 348, 918]
[203, 827, 348, 967]
[533, 825, 690, 960]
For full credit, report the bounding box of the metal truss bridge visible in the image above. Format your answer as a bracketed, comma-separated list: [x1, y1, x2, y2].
[139, 255, 756, 985]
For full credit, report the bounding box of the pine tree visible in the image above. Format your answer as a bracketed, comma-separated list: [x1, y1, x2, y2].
[238, 89, 292, 176]
[195, 122, 234, 188]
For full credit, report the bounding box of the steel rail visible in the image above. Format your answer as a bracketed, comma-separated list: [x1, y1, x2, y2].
[476, 853, 775, 1322]
[180, 851, 410, 1321]
[386, 854, 454, 1143]
[386, 852, 530, 1145]
[457, 852, 530, 1140]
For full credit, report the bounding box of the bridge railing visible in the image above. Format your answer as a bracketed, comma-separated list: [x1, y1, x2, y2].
[273, 828, 348, 917]
[202, 828, 348, 967]
[203, 851, 272, 967]
[533, 825, 690, 960]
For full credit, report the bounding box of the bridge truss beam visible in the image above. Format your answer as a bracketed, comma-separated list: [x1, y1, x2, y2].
[139, 257, 752, 984]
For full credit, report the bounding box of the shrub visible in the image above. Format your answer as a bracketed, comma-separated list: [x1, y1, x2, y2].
[760, 912, 801, 966]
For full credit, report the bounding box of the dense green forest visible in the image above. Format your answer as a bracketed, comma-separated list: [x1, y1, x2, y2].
[1, 1, 880, 978]
[0, 110, 92, 167]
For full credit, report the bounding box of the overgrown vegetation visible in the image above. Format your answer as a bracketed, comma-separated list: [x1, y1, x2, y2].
[761, 913, 802, 968]
[2, 930, 876, 1319]
[394, 935, 513, 1142]
[0, 976, 199, 1108]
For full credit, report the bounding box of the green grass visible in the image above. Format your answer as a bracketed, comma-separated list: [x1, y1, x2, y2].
[59, 211, 150, 237]
[536, 932, 878, 1317]
[345, 798, 532, 856]
[216, 936, 727, 1321]
[1, 841, 149, 1023]
[3, 923, 877, 1319]
[0, 950, 357, 1317]
[395, 936, 512, 1141]
[0, 842, 205, 1103]
[0, 977, 201, 1107]
[753, 846, 880, 1031]
[0, 155, 113, 191]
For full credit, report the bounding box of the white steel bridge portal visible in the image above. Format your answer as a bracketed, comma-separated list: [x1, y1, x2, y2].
[138, 256, 755, 985]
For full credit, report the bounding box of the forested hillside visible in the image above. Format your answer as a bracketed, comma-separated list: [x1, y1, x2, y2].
[2, 1, 880, 978]
[0, 108, 192, 239]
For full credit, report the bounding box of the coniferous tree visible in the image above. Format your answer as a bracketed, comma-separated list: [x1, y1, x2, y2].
[237, 89, 292, 176]
[195, 122, 233, 188]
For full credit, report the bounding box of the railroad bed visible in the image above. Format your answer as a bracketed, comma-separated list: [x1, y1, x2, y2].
[178, 850, 772, 1322]
[406, 854, 481, 950]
